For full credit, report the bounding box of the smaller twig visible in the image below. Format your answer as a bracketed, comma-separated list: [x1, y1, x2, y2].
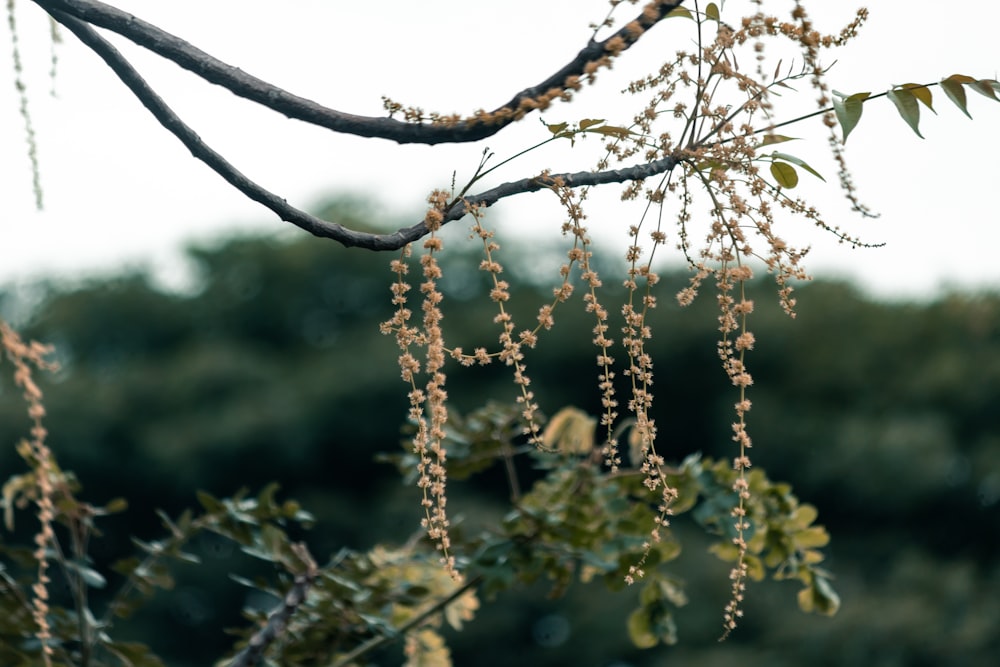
[329, 575, 483, 667]
[500, 439, 522, 503]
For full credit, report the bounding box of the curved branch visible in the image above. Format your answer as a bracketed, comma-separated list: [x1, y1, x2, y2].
[35, 0, 685, 144]
[44, 7, 680, 251]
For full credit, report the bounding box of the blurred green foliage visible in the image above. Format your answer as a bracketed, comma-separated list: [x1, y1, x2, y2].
[1, 199, 998, 665]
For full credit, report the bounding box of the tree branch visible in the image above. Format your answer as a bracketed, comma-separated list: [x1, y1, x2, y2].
[40, 7, 683, 250]
[34, 0, 685, 144]
[228, 567, 318, 667]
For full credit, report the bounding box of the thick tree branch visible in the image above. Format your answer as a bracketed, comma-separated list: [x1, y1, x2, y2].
[34, 0, 685, 144]
[42, 7, 681, 251]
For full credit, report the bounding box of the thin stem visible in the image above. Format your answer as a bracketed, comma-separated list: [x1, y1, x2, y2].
[329, 576, 483, 667]
[740, 82, 940, 142]
[474, 135, 559, 183]
[69, 517, 92, 667]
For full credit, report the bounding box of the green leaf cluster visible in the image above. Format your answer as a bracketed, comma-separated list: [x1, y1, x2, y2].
[2, 398, 837, 664]
[833, 74, 1000, 142]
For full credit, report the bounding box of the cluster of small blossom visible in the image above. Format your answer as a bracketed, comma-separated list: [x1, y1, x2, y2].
[552, 184, 621, 470]
[1, 321, 59, 665]
[713, 260, 758, 638]
[721, 559, 749, 638]
[471, 212, 543, 445]
[443, 188, 615, 453]
[769, 3, 876, 215]
[379, 192, 458, 578]
[603, 5, 882, 623]
[621, 217, 684, 583]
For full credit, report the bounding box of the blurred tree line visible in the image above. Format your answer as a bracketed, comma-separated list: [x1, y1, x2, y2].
[1, 199, 998, 666]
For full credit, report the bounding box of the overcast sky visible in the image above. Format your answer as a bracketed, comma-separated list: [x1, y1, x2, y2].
[1, 1, 998, 299]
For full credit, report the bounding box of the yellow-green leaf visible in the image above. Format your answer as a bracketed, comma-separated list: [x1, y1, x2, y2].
[831, 90, 870, 143]
[770, 152, 825, 182]
[104, 497, 129, 514]
[899, 83, 935, 111]
[746, 527, 767, 554]
[770, 161, 799, 189]
[627, 608, 659, 649]
[667, 6, 693, 19]
[761, 134, 798, 146]
[940, 75, 973, 119]
[590, 125, 632, 139]
[444, 589, 479, 630]
[545, 121, 568, 135]
[706, 3, 720, 21]
[541, 406, 595, 454]
[802, 549, 825, 564]
[887, 87, 924, 138]
[404, 628, 452, 667]
[745, 554, 765, 581]
[709, 541, 740, 562]
[579, 118, 605, 130]
[788, 504, 819, 529]
[793, 526, 830, 549]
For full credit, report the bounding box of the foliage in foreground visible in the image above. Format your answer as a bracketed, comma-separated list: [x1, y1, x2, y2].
[1, 229, 998, 666]
[0, 397, 835, 666]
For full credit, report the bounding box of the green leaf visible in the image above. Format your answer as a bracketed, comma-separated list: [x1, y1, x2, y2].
[667, 6, 693, 19]
[590, 125, 632, 139]
[761, 134, 798, 146]
[798, 576, 841, 616]
[706, 3, 720, 21]
[66, 559, 107, 589]
[770, 152, 825, 181]
[578, 118, 605, 130]
[793, 526, 830, 549]
[940, 75, 973, 119]
[831, 90, 870, 143]
[970, 78, 1000, 101]
[195, 490, 224, 514]
[887, 87, 924, 138]
[770, 161, 799, 189]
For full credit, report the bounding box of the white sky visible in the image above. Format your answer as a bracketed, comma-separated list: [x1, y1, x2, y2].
[1, 0, 998, 299]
